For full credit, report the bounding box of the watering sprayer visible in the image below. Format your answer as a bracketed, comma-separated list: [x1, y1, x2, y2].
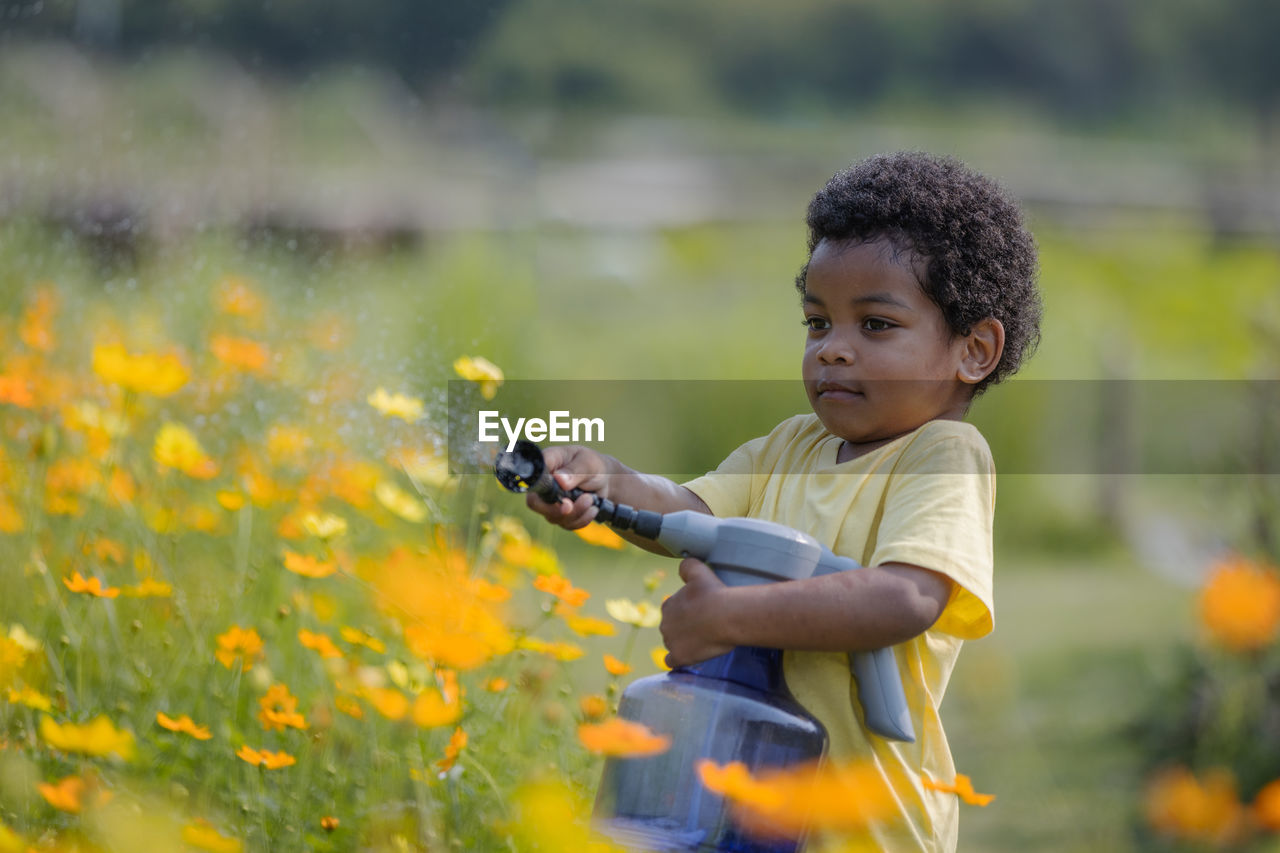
[495, 440, 914, 851]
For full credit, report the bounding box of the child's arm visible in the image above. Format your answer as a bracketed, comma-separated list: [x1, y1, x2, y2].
[657, 557, 953, 666]
[526, 445, 711, 555]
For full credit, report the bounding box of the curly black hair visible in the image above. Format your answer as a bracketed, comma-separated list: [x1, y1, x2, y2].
[796, 151, 1041, 393]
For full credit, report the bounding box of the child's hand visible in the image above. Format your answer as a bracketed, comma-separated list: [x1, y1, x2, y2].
[525, 445, 610, 530]
[660, 557, 735, 668]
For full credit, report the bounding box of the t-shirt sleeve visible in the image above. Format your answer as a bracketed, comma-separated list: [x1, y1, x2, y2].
[680, 435, 766, 518]
[868, 426, 996, 639]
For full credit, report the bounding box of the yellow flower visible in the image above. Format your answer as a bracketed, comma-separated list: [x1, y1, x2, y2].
[340, 627, 386, 654]
[578, 718, 671, 757]
[375, 481, 428, 523]
[40, 715, 135, 760]
[650, 647, 670, 671]
[92, 343, 189, 396]
[0, 819, 25, 853]
[363, 687, 409, 721]
[63, 572, 121, 599]
[484, 677, 509, 692]
[298, 629, 344, 659]
[215, 626, 264, 671]
[156, 712, 212, 740]
[283, 550, 336, 579]
[512, 780, 626, 853]
[922, 773, 996, 806]
[603, 654, 632, 676]
[452, 356, 504, 400]
[517, 637, 586, 662]
[367, 387, 424, 422]
[217, 490, 247, 511]
[574, 524, 627, 549]
[182, 819, 243, 853]
[301, 511, 347, 540]
[1199, 554, 1280, 652]
[7, 686, 53, 711]
[320, 815, 340, 833]
[565, 614, 616, 638]
[235, 745, 296, 769]
[124, 577, 173, 598]
[412, 689, 463, 729]
[606, 598, 661, 628]
[258, 684, 307, 732]
[153, 423, 218, 479]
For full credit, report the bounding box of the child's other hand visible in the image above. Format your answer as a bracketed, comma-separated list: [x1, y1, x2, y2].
[661, 558, 735, 668]
[526, 445, 609, 530]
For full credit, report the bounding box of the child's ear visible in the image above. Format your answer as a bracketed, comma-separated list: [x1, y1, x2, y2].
[956, 318, 1005, 385]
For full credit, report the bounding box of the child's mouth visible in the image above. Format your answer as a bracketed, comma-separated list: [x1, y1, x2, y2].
[815, 381, 863, 400]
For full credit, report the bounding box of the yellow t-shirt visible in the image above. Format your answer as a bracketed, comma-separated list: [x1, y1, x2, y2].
[681, 414, 996, 853]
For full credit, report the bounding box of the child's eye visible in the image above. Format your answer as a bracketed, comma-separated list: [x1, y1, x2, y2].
[802, 316, 830, 331]
[863, 318, 894, 332]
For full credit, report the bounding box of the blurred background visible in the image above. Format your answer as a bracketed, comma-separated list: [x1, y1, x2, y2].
[2, 1, 1280, 850]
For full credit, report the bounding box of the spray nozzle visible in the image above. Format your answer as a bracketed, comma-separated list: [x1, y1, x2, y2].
[493, 440, 663, 540]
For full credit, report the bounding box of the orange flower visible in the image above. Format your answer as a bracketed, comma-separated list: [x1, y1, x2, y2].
[1199, 555, 1280, 652]
[1254, 778, 1280, 831]
[124, 577, 173, 598]
[577, 718, 670, 757]
[603, 654, 632, 676]
[235, 745, 296, 769]
[698, 759, 897, 839]
[340, 626, 385, 654]
[19, 285, 58, 353]
[922, 773, 996, 806]
[435, 727, 468, 772]
[298, 629, 344, 659]
[258, 684, 307, 732]
[564, 613, 616, 637]
[210, 334, 270, 374]
[92, 343, 189, 396]
[156, 712, 212, 741]
[484, 677, 509, 692]
[335, 694, 364, 719]
[320, 816, 340, 833]
[517, 637, 585, 662]
[579, 695, 608, 720]
[1143, 766, 1243, 843]
[0, 374, 34, 408]
[283, 550, 336, 579]
[533, 574, 590, 607]
[63, 572, 120, 599]
[215, 626, 264, 671]
[38, 775, 86, 813]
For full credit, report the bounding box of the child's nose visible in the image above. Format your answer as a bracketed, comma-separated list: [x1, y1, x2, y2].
[817, 332, 855, 364]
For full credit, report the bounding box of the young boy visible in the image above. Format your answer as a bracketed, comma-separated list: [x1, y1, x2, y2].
[528, 151, 1041, 852]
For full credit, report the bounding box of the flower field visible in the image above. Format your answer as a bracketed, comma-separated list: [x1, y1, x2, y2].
[0, 262, 696, 851]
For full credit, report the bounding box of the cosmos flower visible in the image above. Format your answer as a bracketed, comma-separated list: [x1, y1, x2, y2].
[297, 629, 344, 660]
[375, 481, 427, 523]
[1198, 554, 1280, 653]
[92, 343, 189, 396]
[517, 637, 585, 662]
[215, 626, 264, 671]
[533, 574, 590, 607]
[283, 550, 337, 579]
[210, 334, 270, 374]
[452, 356, 503, 400]
[366, 387, 425, 422]
[258, 684, 307, 732]
[63, 572, 121, 599]
[605, 599, 661, 628]
[436, 727, 467, 772]
[235, 745, 296, 770]
[579, 695, 608, 720]
[1254, 778, 1280, 831]
[1143, 765, 1242, 844]
[153, 423, 218, 479]
[38, 775, 88, 813]
[39, 715, 135, 760]
[156, 712, 212, 741]
[603, 655, 632, 676]
[182, 819, 243, 853]
[578, 718, 671, 758]
[412, 689, 463, 729]
[124, 577, 173, 598]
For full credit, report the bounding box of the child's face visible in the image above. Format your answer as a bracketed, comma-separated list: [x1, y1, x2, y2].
[801, 237, 973, 450]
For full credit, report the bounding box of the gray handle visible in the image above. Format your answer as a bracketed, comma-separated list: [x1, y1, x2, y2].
[814, 553, 916, 742]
